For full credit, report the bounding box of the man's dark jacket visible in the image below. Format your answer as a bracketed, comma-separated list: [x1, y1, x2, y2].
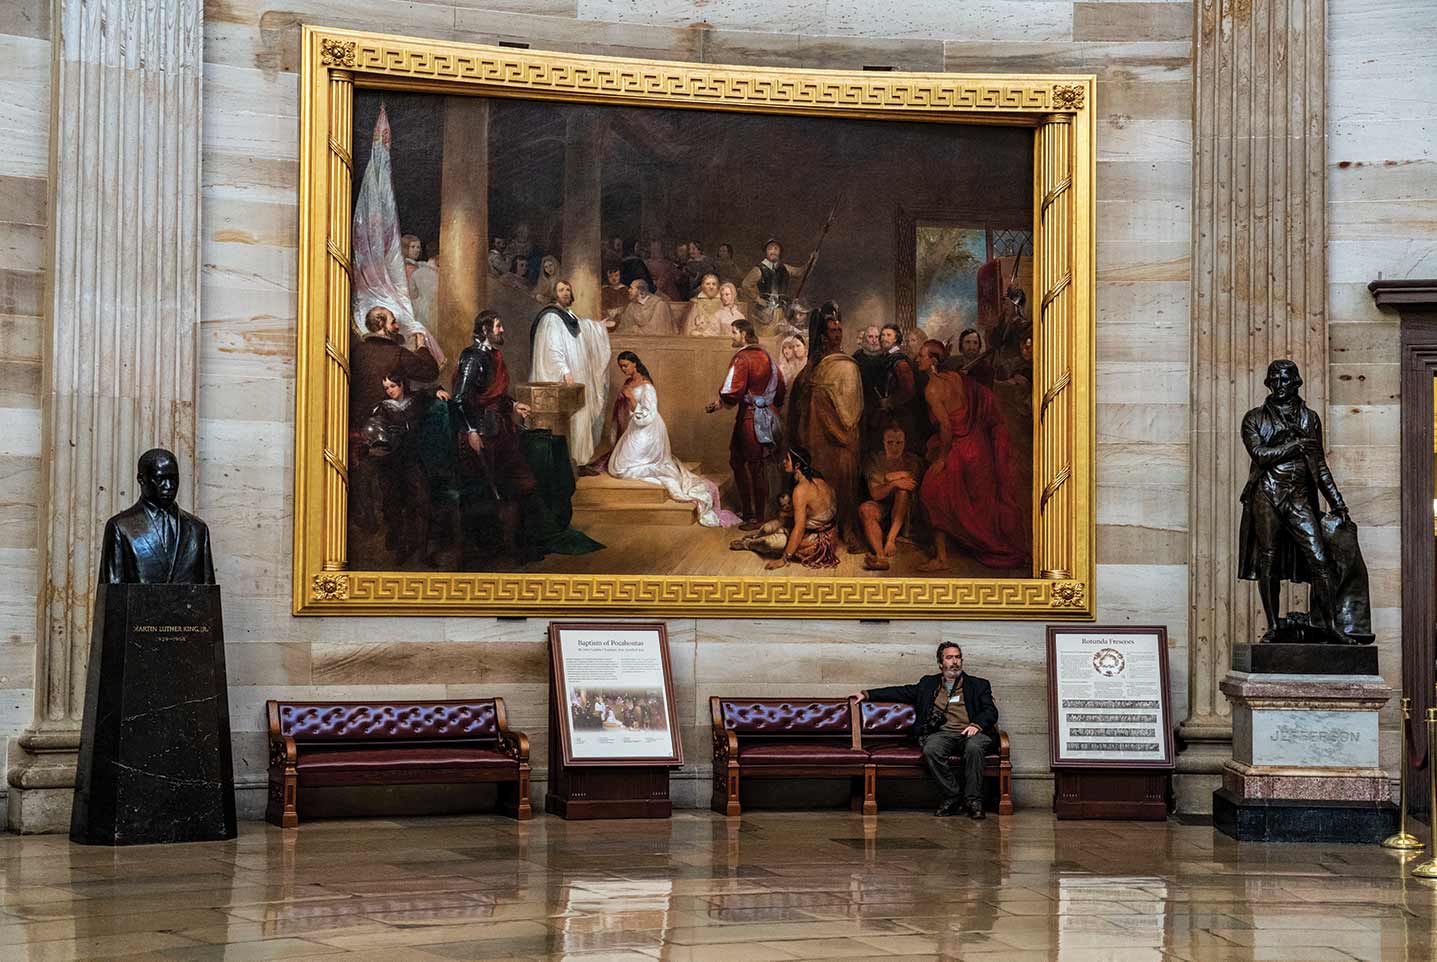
[98, 501, 215, 585]
[866, 672, 999, 742]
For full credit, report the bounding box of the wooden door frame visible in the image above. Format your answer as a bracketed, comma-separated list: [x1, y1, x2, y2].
[1373, 279, 1437, 808]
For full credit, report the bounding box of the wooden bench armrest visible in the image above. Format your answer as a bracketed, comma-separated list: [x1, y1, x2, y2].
[499, 729, 530, 765]
[269, 734, 297, 770]
[713, 727, 739, 765]
[998, 730, 1010, 759]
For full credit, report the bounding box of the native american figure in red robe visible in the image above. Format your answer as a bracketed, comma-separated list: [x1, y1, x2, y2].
[914, 339, 1030, 571]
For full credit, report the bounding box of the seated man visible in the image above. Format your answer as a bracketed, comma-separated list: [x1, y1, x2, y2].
[855, 642, 998, 819]
[859, 421, 922, 570]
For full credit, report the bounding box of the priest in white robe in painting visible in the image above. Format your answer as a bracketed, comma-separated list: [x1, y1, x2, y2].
[530, 279, 616, 465]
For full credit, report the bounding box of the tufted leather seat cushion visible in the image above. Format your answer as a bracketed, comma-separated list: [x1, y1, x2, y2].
[720, 700, 851, 735]
[738, 743, 867, 766]
[277, 702, 499, 742]
[296, 745, 514, 772]
[868, 745, 1001, 765]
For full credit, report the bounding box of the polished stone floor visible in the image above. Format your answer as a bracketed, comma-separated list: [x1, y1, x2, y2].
[0, 810, 1435, 961]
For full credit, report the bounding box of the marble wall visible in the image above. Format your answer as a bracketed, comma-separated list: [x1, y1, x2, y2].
[1326, 0, 1435, 751]
[2, 0, 1425, 813]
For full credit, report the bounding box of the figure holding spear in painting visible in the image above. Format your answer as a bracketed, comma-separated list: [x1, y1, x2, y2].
[739, 200, 836, 337]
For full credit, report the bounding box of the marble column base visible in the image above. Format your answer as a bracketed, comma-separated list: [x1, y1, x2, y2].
[7, 779, 77, 835]
[6, 730, 81, 834]
[1173, 716, 1233, 814]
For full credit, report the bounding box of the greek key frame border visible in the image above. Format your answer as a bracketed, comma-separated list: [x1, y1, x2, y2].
[294, 25, 1097, 619]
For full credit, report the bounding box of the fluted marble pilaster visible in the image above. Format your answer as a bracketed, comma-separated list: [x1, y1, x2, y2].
[7, 0, 203, 833]
[1178, 0, 1328, 811]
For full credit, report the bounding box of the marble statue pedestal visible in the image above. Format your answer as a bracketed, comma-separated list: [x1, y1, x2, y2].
[70, 584, 236, 845]
[1213, 645, 1396, 843]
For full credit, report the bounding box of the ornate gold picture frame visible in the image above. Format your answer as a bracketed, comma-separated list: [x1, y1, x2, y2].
[293, 25, 1095, 619]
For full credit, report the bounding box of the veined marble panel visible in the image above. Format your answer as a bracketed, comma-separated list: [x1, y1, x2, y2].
[1096, 442, 1188, 486]
[1325, 362, 1400, 406]
[1242, 709, 1380, 770]
[1098, 361, 1189, 404]
[1329, 318, 1399, 359]
[454, 8, 708, 60]
[1095, 241, 1190, 282]
[1097, 403, 1187, 445]
[0, 35, 50, 180]
[1072, 2, 1191, 43]
[701, 28, 944, 71]
[1096, 483, 1187, 529]
[945, 40, 1190, 85]
[825, 0, 1075, 43]
[578, 0, 827, 34]
[1096, 281, 1189, 329]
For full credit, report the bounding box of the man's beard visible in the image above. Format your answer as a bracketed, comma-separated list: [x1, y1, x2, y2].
[860, 345, 881, 357]
[486, 333, 505, 347]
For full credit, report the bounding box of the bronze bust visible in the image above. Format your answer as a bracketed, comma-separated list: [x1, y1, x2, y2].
[1238, 360, 1372, 644]
[97, 448, 215, 585]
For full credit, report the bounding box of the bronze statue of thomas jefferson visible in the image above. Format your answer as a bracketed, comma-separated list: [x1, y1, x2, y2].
[1238, 360, 1371, 644]
[97, 448, 215, 585]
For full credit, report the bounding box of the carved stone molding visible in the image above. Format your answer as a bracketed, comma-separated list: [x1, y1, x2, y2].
[1179, 0, 1329, 809]
[7, 0, 204, 834]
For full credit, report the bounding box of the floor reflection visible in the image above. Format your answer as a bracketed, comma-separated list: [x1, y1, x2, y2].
[0, 810, 1432, 960]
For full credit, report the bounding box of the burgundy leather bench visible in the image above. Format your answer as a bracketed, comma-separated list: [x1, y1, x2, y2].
[710, 697, 868, 816]
[266, 698, 532, 827]
[856, 699, 1013, 815]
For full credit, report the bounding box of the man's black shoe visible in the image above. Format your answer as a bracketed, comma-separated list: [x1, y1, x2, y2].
[966, 799, 986, 820]
[935, 798, 964, 817]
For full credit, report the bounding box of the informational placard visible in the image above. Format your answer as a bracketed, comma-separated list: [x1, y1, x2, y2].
[1047, 626, 1174, 768]
[550, 622, 683, 767]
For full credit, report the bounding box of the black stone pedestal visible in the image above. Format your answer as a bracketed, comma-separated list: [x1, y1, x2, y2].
[1231, 643, 1378, 675]
[1213, 789, 1397, 843]
[71, 583, 236, 845]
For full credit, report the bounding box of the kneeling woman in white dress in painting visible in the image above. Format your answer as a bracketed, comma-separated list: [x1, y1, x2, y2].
[606, 351, 736, 528]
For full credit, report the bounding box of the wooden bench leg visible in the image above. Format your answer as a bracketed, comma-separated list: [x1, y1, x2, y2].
[712, 764, 741, 816]
[266, 770, 298, 828]
[851, 767, 877, 815]
[998, 763, 1013, 815]
[499, 766, 534, 820]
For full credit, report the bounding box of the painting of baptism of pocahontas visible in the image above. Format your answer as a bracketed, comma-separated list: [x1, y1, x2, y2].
[346, 88, 1037, 580]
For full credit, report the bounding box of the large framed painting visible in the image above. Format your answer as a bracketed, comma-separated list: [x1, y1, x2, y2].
[293, 27, 1096, 619]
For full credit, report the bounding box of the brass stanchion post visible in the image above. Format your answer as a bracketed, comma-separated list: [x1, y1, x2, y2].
[1411, 705, 1437, 878]
[1384, 697, 1424, 850]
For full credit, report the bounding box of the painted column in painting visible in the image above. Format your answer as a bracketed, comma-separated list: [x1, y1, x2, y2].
[438, 95, 490, 373]
[8, 0, 204, 833]
[562, 112, 606, 322]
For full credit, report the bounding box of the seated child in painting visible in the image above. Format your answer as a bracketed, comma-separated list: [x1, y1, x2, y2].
[859, 421, 923, 571]
[728, 447, 839, 570]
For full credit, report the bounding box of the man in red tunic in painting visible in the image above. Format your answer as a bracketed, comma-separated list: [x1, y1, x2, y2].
[914, 339, 1029, 571]
[706, 318, 786, 529]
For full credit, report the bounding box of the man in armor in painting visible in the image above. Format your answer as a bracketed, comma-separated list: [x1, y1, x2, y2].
[452, 310, 545, 564]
